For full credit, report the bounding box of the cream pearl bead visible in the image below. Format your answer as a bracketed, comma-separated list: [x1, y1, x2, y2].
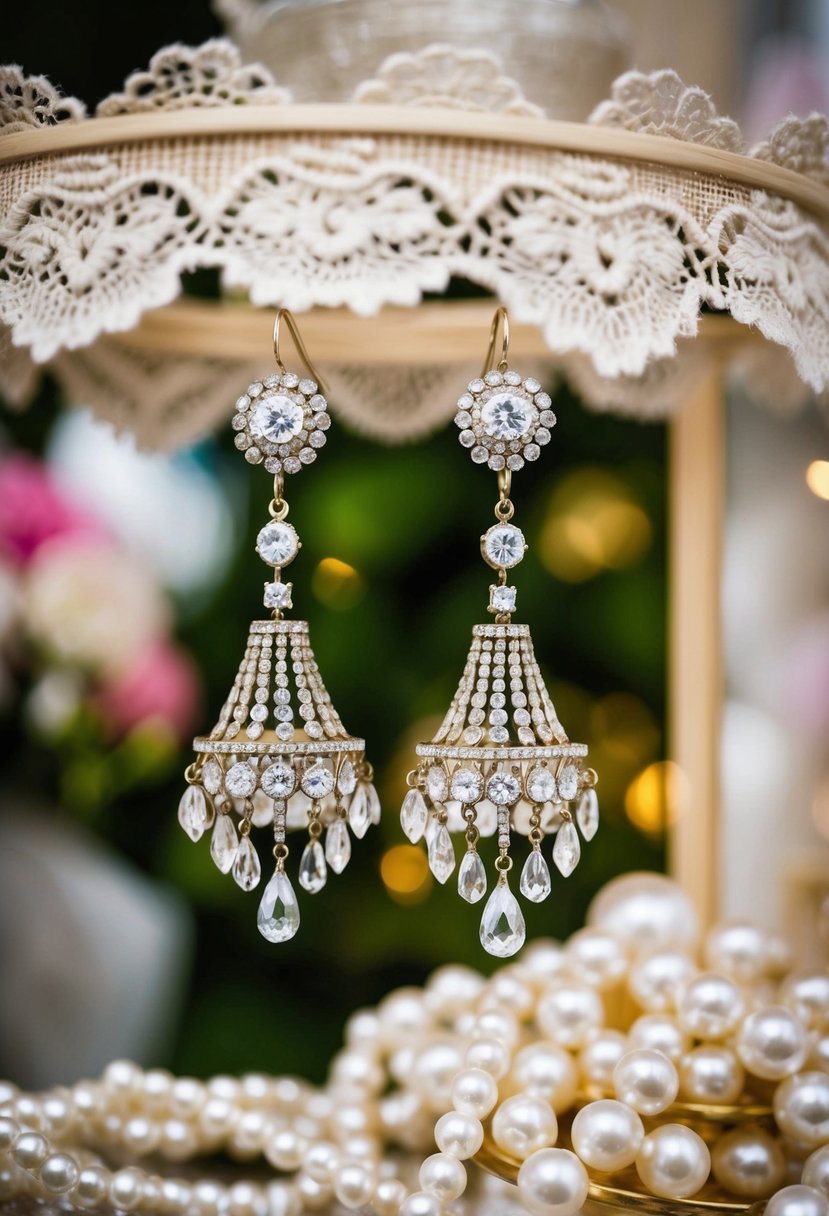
[109, 1166, 146, 1211]
[296, 1172, 332, 1209]
[191, 1179, 226, 1216]
[160, 1118, 199, 1161]
[410, 1042, 464, 1110]
[628, 951, 697, 1013]
[12, 1131, 49, 1169]
[804, 1146, 829, 1198]
[775, 1072, 829, 1147]
[782, 975, 829, 1033]
[765, 1185, 829, 1216]
[571, 1099, 644, 1172]
[737, 1006, 810, 1080]
[519, 941, 568, 983]
[40, 1152, 80, 1194]
[377, 989, 429, 1045]
[0, 1118, 16, 1151]
[333, 1161, 375, 1210]
[345, 1010, 382, 1050]
[419, 1151, 467, 1200]
[199, 1096, 236, 1141]
[169, 1076, 205, 1117]
[161, 1179, 193, 1215]
[228, 1180, 265, 1216]
[628, 1014, 690, 1062]
[122, 1115, 159, 1156]
[511, 1043, 579, 1113]
[809, 1036, 829, 1073]
[465, 1036, 511, 1079]
[434, 1111, 484, 1159]
[301, 1141, 340, 1184]
[579, 1031, 628, 1092]
[564, 928, 629, 991]
[373, 1177, 408, 1216]
[492, 1095, 558, 1160]
[636, 1124, 711, 1199]
[677, 973, 745, 1040]
[587, 872, 699, 954]
[537, 983, 604, 1049]
[265, 1129, 308, 1171]
[613, 1049, 679, 1115]
[679, 1046, 745, 1104]
[711, 1127, 786, 1198]
[266, 1180, 301, 1216]
[13, 1097, 43, 1130]
[425, 965, 487, 1015]
[517, 1147, 589, 1216]
[704, 922, 771, 985]
[41, 1093, 74, 1137]
[473, 1008, 521, 1048]
[484, 971, 535, 1017]
[102, 1060, 139, 1094]
[399, 1190, 442, 1216]
[74, 1165, 110, 1208]
[142, 1068, 174, 1109]
[451, 1068, 499, 1119]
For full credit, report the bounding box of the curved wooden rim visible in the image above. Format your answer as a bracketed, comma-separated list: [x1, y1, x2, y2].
[1, 104, 827, 219]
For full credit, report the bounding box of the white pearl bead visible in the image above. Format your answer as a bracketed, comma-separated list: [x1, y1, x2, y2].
[579, 1031, 628, 1091]
[484, 971, 535, 1017]
[711, 1127, 786, 1198]
[587, 873, 699, 954]
[142, 1068, 174, 1108]
[628, 951, 697, 1013]
[72, 1084, 100, 1119]
[0, 1119, 15, 1152]
[613, 1049, 679, 1115]
[228, 1180, 265, 1216]
[425, 965, 486, 1014]
[434, 1111, 484, 1159]
[208, 1075, 241, 1102]
[679, 1046, 745, 1104]
[303, 1141, 341, 1183]
[265, 1129, 307, 1171]
[42, 1094, 73, 1137]
[191, 1179, 226, 1216]
[450, 1068, 499, 1118]
[418, 1151, 467, 1200]
[296, 1171, 332, 1208]
[473, 1009, 520, 1048]
[12, 1131, 48, 1169]
[517, 1147, 589, 1216]
[537, 983, 604, 1049]
[410, 1042, 464, 1110]
[74, 1166, 110, 1208]
[809, 1035, 829, 1073]
[40, 1153, 80, 1194]
[160, 1117, 198, 1161]
[782, 974, 829, 1032]
[564, 928, 629, 990]
[628, 1014, 689, 1062]
[677, 972, 745, 1040]
[570, 1099, 644, 1172]
[765, 1185, 829, 1216]
[161, 1178, 192, 1214]
[704, 922, 771, 985]
[492, 1095, 557, 1160]
[373, 1177, 407, 1216]
[636, 1124, 711, 1199]
[102, 1060, 139, 1094]
[510, 1044, 579, 1113]
[170, 1077, 205, 1117]
[775, 1072, 829, 1147]
[399, 1190, 442, 1216]
[737, 1006, 810, 1080]
[519, 941, 568, 983]
[122, 1115, 159, 1156]
[333, 1162, 375, 1210]
[804, 1146, 829, 1199]
[377, 989, 429, 1045]
[109, 1167, 146, 1211]
[465, 1037, 511, 1079]
[199, 1096, 235, 1141]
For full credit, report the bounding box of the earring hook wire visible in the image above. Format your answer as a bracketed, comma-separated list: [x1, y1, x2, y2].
[273, 308, 328, 397]
[481, 305, 510, 378]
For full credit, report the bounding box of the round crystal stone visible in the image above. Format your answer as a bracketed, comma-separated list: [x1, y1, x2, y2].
[526, 765, 557, 803]
[249, 394, 305, 444]
[301, 762, 335, 800]
[256, 521, 300, 567]
[483, 523, 526, 570]
[480, 391, 536, 440]
[486, 772, 521, 806]
[261, 761, 296, 799]
[451, 767, 484, 804]
[225, 761, 257, 798]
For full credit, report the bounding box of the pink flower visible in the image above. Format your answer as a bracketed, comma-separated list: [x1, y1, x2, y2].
[97, 640, 201, 741]
[0, 454, 105, 566]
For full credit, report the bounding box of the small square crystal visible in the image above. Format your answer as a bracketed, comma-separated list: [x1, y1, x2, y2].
[489, 584, 517, 614]
[264, 581, 293, 611]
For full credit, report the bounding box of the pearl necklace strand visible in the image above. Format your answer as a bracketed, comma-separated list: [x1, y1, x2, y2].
[2, 920, 829, 1216]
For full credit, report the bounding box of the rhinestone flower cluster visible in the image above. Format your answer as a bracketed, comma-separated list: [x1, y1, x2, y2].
[232, 373, 331, 473]
[454, 370, 556, 472]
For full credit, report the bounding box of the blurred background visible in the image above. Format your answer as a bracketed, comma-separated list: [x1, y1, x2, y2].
[1, 0, 828, 1089]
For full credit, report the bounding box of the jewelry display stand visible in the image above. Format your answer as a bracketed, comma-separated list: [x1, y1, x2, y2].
[1, 37, 828, 1216]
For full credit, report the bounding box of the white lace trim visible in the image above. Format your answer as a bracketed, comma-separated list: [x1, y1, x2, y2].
[95, 40, 289, 117]
[0, 50, 827, 446]
[352, 45, 545, 117]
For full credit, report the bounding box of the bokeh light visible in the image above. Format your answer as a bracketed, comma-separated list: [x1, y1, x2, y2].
[625, 761, 689, 835]
[380, 845, 432, 904]
[540, 468, 652, 582]
[311, 557, 365, 609]
[806, 460, 829, 501]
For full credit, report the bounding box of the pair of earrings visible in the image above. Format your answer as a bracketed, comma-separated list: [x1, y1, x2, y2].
[177, 308, 599, 959]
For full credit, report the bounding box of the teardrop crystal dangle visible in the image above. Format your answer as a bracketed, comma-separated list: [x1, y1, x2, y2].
[400, 306, 599, 957]
[176, 310, 380, 943]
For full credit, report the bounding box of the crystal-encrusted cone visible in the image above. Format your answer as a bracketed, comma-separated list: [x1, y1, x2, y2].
[406, 621, 598, 956]
[180, 619, 378, 942]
